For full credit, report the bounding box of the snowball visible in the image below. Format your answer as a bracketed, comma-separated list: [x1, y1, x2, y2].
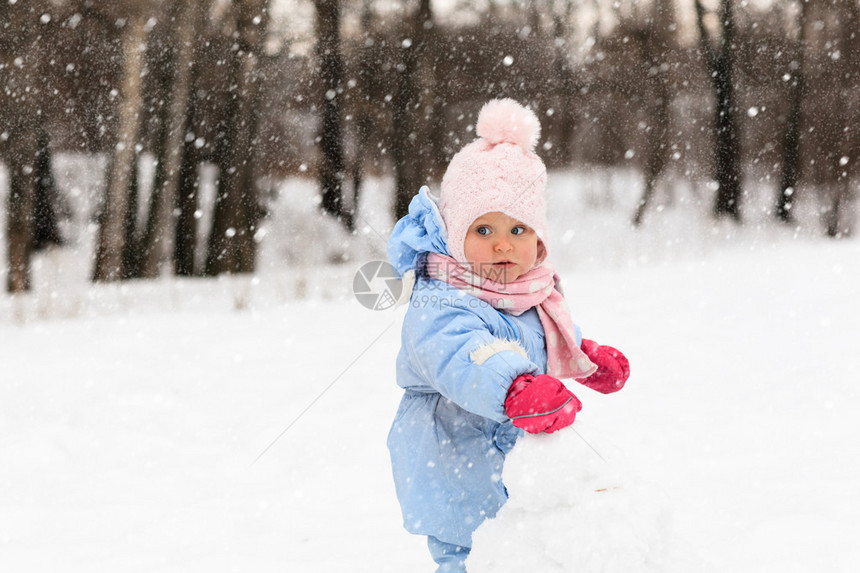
[468, 421, 673, 573]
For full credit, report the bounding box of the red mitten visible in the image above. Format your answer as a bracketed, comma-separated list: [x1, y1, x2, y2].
[505, 374, 582, 434]
[576, 339, 630, 394]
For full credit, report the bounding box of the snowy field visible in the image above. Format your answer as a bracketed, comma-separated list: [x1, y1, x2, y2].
[2, 159, 859, 571]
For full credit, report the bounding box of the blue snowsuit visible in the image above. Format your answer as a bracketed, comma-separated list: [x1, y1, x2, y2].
[386, 189, 580, 564]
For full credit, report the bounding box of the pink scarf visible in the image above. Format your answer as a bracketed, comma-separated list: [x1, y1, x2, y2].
[425, 252, 597, 380]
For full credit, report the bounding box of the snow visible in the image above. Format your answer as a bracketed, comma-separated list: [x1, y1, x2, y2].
[470, 239, 860, 572]
[2, 160, 860, 571]
[469, 424, 674, 572]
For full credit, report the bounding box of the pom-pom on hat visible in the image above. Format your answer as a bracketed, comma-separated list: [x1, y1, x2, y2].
[439, 98, 548, 265]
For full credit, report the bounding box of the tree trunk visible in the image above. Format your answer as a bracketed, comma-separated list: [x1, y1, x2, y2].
[204, 58, 243, 276]
[236, 45, 267, 274]
[824, 184, 850, 238]
[174, 101, 200, 276]
[826, 0, 859, 237]
[428, 59, 447, 182]
[139, 0, 198, 279]
[391, 0, 433, 221]
[204, 0, 269, 276]
[2, 3, 43, 293]
[6, 133, 39, 293]
[633, 83, 670, 227]
[348, 114, 370, 232]
[346, 0, 379, 233]
[174, 2, 209, 276]
[695, 0, 743, 222]
[121, 147, 141, 279]
[632, 4, 674, 226]
[776, 0, 807, 224]
[93, 15, 148, 282]
[314, 0, 348, 224]
[32, 128, 65, 251]
[553, 3, 576, 168]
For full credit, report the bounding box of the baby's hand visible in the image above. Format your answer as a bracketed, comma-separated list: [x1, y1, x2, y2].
[505, 374, 581, 433]
[576, 339, 630, 394]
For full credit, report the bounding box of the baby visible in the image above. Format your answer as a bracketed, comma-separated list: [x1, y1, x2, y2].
[386, 99, 629, 572]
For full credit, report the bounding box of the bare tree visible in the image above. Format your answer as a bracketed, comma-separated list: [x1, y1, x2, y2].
[775, 0, 808, 223]
[825, 0, 859, 237]
[173, 2, 211, 277]
[552, 0, 577, 168]
[204, 0, 270, 276]
[346, 0, 379, 232]
[138, 0, 200, 278]
[1, 2, 55, 292]
[121, 146, 141, 279]
[32, 129, 66, 252]
[695, 0, 743, 221]
[174, 96, 201, 276]
[391, 0, 433, 221]
[632, 0, 677, 226]
[3, 127, 39, 294]
[314, 0, 349, 225]
[93, 14, 149, 282]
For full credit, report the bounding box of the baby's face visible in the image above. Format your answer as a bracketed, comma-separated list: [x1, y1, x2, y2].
[463, 212, 539, 284]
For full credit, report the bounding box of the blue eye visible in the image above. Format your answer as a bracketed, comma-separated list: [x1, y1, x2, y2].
[476, 226, 491, 236]
[511, 226, 527, 236]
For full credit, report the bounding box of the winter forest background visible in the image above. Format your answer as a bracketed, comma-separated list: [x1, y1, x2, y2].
[2, 0, 858, 297]
[2, 1, 860, 572]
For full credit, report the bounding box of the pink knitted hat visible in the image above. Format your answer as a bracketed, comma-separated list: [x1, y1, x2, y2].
[439, 99, 548, 265]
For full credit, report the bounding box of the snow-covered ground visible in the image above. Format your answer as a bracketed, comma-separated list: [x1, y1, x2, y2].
[2, 160, 859, 571]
